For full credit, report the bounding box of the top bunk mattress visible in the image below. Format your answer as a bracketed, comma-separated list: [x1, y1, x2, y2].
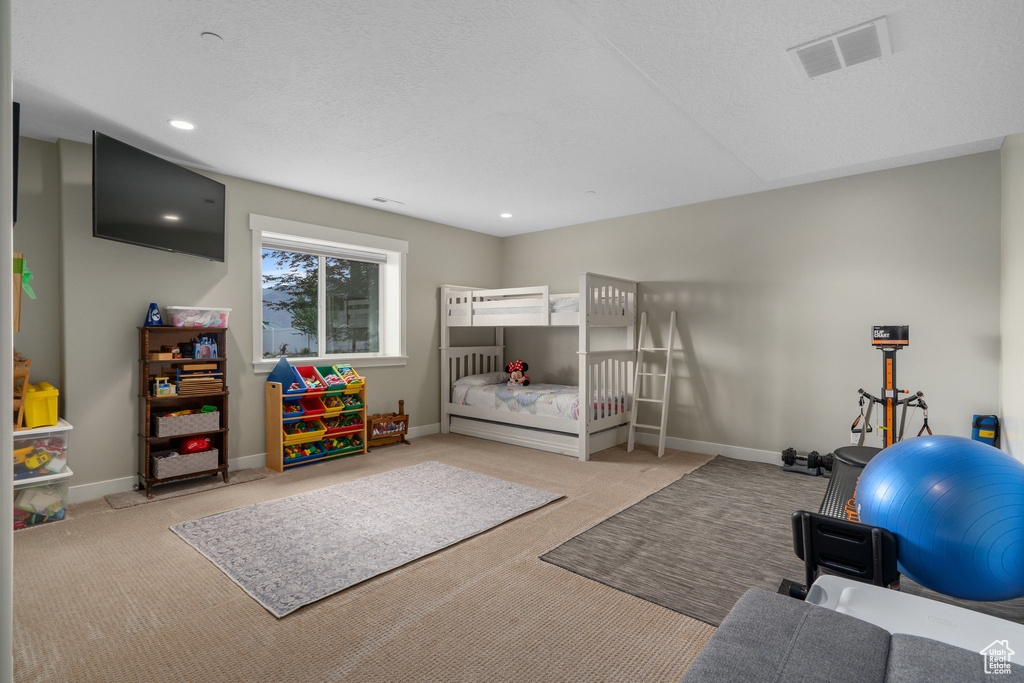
[459, 293, 579, 316]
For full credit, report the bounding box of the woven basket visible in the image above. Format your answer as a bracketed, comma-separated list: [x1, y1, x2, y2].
[151, 449, 219, 479]
[152, 411, 220, 437]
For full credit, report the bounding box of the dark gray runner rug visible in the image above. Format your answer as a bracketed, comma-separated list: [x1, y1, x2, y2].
[541, 455, 1024, 627]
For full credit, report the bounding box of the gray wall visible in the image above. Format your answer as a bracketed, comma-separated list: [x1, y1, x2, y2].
[1001, 133, 1024, 461]
[45, 138, 501, 489]
[15, 137, 1009, 489]
[501, 152, 1003, 456]
[12, 137, 61, 388]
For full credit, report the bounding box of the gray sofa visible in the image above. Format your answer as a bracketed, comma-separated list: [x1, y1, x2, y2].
[682, 589, 1024, 682]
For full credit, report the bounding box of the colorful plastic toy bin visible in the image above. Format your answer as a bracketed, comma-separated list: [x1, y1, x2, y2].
[13, 419, 72, 481]
[13, 476, 71, 530]
[282, 441, 326, 465]
[321, 435, 363, 457]
[165, 306, 231, 328]
[321, 414, 362, 437]
[282, 399, 305, 423]
[333, 364, 365, 388]
[316, 365, 349, 395]
[299, 395, 326, 418]
[23, 382, 59, 429]
[282, 418, 327, 445]
[267, 358, 306, 395]
[296, 366, 327, 394]
[321, 393, 359, 417]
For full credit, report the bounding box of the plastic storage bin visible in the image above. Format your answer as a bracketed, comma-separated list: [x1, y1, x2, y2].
[282, 418, 327, 445]
[165, 306, 231, 328]
[13, 471, 72, 530]
[282, 398, 305, 423]
[295, 366, 327, 393]
[23, 382, 59, 429]
[13, 419, 73, 481]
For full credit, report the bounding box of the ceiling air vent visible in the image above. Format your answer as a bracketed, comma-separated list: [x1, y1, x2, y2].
[371, 196, 405, 205]
[788, 17, 891, 79]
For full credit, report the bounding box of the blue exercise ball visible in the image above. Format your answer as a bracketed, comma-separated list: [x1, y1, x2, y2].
[855, 435, 1024, 601]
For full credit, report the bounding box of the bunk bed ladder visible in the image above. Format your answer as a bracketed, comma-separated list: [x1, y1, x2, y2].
[627, 311, 677, 457]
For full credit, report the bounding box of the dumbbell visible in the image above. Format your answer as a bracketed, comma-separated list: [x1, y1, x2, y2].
[781, 448, 835, 474]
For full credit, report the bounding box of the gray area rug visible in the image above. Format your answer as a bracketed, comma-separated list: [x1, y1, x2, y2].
[172, 461, 563, 617]
[541, 455, 1024, 626]
[105, 468, 269, 509]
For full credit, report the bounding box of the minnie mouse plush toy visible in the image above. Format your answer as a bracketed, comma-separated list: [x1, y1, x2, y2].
[506, 360, 530, 386]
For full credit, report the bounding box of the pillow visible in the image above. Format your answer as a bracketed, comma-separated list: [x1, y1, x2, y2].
[453, 371, 509, 387]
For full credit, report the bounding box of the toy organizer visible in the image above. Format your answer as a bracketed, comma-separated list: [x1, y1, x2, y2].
[13, 419, 74, 530]
[265, 362, 367, 472]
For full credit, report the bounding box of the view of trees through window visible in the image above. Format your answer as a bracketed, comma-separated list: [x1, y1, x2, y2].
[261, 248, 380, 358]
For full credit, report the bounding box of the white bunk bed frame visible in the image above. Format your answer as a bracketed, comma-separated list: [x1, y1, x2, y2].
[440, 273, 637, 461]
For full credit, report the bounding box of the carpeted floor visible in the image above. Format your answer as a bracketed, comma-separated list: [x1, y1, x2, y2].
[104, 467, 269, 508]
[542, 455, 1024, 626]
[12, 434, 716, 682]
[172, 462, 564, 617]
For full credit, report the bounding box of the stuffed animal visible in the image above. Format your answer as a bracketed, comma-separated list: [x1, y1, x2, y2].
[506, 360, 530, 386]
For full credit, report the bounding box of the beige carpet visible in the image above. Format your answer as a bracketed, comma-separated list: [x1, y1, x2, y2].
[13, 434, 716, 682]
[104, 467, 270, 509]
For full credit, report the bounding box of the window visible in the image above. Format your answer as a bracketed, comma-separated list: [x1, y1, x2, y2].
[251, 214, 407, 369]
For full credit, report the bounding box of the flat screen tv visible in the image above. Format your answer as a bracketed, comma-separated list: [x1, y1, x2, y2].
[92, 131, 226, 262]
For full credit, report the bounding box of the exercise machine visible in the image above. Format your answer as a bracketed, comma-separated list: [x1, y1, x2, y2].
[853, 325, 930, 449]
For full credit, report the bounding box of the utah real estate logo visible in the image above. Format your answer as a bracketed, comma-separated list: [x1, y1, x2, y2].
[980, 640, 1015, 675]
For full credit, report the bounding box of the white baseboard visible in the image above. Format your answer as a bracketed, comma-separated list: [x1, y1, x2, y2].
[632, 433, 780, 465]
[409, 423, 440, 439]
[68, 475, 137, 504]
[68, 453, 271, 504]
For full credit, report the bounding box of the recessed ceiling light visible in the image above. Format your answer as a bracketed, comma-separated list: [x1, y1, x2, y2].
[500, 213, 512, 218]
[163, 214, 180, 221]
[169, 119, 195, 130]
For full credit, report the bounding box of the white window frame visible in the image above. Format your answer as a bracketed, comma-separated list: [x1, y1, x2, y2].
[251, 214, 407, 372]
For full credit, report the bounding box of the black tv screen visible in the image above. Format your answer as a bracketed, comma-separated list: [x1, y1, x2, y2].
[92, 131, 226, 262]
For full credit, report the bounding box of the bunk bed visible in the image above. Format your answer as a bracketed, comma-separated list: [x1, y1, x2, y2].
[440, 273, 637, 461]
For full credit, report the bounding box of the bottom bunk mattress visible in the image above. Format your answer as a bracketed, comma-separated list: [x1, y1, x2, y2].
[451, 382, 624, 421]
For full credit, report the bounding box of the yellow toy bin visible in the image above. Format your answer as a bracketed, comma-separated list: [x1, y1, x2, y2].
[23, 382, 59, 429]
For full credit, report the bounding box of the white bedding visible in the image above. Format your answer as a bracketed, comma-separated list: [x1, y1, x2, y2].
[451, 381, 626, 422]
[452, 382, 580, 420]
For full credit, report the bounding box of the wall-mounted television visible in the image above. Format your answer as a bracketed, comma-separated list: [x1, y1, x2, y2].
[92, 131, 226, 262]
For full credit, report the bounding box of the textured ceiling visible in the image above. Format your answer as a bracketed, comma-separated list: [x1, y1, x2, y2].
[11, 1, 1024, 237]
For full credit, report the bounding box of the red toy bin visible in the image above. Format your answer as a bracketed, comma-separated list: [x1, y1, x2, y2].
[296, 366, 327, 393]
[320, 414, 361, 437]
[281, 399, 305, 424]
[299, 395, 325, 418]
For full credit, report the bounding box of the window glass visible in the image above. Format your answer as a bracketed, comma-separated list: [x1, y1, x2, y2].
[261, 248, 320, 358]
[326, 257, 380, 354]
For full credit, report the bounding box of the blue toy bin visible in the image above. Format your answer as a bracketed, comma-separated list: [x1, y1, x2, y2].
[281, 399, 305, 423]
[267, 358, 305, 396]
